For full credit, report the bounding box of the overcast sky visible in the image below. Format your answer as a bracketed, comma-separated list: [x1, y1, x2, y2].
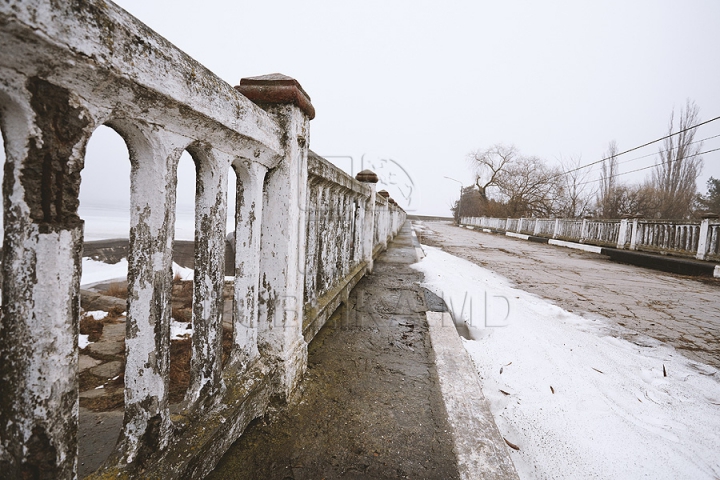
[3, 0, 720, 217]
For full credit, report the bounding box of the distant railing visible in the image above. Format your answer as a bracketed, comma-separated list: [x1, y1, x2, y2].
[534, 218, 556, 237]
[304, 155, 404, 342]
[460, 215, 720, 261]
[0, 2, 405, 478]
[585, 219, 622, 247]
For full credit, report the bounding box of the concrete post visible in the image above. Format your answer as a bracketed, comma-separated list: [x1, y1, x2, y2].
[356, 170, 379, 272]
[186, 148, 230, 407]
[505, 218, 512, 232]
[378, 190, 390, 251]
[230, 161, 267, 370]
[553, 219, 561, 239]
[629, 218, 639, 250]
[232, 162, 268, 365]
[237, 74, 314, 401]
[517, 218, 524, 234]
[116, 127, 187, 464]
[533, 219, 541, 236]
[617, 218, 629, 249]
[0, 83, 90, 479]
[580, 218, 589, 243]
[696, 213, 718, 260]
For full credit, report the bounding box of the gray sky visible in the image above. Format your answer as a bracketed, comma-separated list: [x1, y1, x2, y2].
[3, 0, 720, 217]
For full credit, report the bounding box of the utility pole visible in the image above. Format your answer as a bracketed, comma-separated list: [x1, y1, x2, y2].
[444, 176, 464, 224]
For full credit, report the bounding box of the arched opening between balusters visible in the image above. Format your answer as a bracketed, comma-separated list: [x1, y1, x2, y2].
[76, 124, 132, 478]
[168, 149, 196, 408]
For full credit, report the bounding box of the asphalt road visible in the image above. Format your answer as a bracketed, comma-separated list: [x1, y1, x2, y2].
[415, 221, 720, 369]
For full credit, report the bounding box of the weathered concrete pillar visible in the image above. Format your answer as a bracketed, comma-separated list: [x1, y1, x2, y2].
[356, 170, 378, 272]
[696, 213, 718, 260]
[617, 217, 629, 249]
[231, 161, 267, 369]
[186, 147, 230, 407]
[553, 218, 561, 239]
[337, 193, 348, 278]
[325, 185, 340, 287]
[114, 126, 186, 465]
[0, 79, 90, 479]
[517, 217, 525, 233]
[355, 199, 364, 263]
[629, 218, 640, 250]
[377, 190, 390, 249]
[533, 219, 541, 236]
[236, 74, 314, 401]
[580, 218, 589, 243]
[303, 180, 324, 305]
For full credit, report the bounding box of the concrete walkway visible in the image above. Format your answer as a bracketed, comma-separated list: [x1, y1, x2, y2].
[209, 222, 515, 479]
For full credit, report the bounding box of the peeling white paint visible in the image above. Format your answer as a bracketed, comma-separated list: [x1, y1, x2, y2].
[0, 1, 406, 477]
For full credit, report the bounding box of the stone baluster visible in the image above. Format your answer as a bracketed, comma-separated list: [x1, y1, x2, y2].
[237, 74, 314, 401]
[231, 161, 268, 370]
[629, 218, 640, 250]
[185, 148, 231, 407]
[696, 213, 719, 260]
[0, 81, 91, 479]
[356, 170, 378, 272]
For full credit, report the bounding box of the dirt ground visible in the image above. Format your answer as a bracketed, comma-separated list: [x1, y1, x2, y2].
[209, 225, 460, 480]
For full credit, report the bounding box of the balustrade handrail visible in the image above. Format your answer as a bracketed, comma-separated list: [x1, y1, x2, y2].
[0, 1, 405, 478]
[459, 215, 720, 262]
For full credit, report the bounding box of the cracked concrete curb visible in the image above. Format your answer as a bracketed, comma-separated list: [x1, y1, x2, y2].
[426, 311, 519, 480]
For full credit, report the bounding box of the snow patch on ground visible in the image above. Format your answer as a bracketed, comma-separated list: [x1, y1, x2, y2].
[81, 258, 128, 286]
[80, 257, 198, 286]
[412, 245, 720, 479]
[84, 310, 108, 321]
[171, 319, 193, 340]
[172, 263, 194, 281]
[79, 334, 92, 349]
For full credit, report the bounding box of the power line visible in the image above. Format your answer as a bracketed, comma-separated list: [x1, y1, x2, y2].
[613, 133, 720, 168]
[549, 115, 720, 181]
[575, 146, 720, 187]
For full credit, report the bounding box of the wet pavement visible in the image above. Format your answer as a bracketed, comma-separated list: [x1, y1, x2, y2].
[208, 223, 461, 479]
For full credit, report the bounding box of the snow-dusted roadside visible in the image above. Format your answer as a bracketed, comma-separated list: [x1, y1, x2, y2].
[412, 245, 720, 479]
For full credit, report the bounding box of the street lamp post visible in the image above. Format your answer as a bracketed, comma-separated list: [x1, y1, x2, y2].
[444, 176, 463, 225]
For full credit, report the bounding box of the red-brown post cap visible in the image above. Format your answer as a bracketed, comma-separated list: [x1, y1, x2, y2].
[378, 190, 390, 198]
[355, 170, 379, 183]
[388, 198, 397, 205]
[701, 212, 719, 219]
[236, 73, 315, 119]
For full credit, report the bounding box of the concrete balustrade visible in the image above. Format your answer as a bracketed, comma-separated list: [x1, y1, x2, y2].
[0, 1, 405, 478]
[460, 215, 720, 262]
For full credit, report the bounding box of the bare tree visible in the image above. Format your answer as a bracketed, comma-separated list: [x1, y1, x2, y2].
[597, 140, 619, 218]
[498, 155, 560, 217]
[467, 144, 568, 217]
[556, 155, 595, 218]
[613, 182, 660, 218]
[652, 100, 704, 218]
[468, 144, 518, 201]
